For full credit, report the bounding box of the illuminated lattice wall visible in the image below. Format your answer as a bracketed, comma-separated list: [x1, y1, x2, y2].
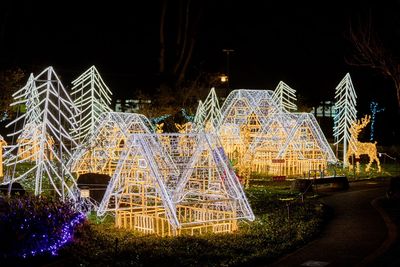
[219, 89, 336, 177]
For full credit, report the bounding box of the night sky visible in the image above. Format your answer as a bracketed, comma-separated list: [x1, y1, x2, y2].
[1, 0, 399, 143]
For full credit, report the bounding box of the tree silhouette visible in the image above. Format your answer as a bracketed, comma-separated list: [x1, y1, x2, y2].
[347, 18, 400, 110]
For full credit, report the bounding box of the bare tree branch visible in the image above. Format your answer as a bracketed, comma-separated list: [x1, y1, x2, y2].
[346, 17, 400, 109]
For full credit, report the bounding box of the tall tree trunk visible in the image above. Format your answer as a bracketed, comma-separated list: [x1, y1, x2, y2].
[173, 0, 191, 75]
[159, 0, 167, 74]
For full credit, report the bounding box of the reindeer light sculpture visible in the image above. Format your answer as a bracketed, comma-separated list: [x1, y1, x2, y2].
[347, 115, 381, 173]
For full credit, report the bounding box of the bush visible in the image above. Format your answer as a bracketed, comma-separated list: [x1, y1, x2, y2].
[0, 195, 85, 261]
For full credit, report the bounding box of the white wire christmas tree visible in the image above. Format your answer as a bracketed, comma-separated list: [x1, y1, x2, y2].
[3, 66, 79, 200]
[272, 81, 297, 112]
[71, 66, 112, 144]
[333, 73, 357, 166]
[193, 100, 205, 127]
[193, 88, 222, 132]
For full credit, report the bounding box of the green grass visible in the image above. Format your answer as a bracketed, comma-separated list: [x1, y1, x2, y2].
[58, 187, 326, 267]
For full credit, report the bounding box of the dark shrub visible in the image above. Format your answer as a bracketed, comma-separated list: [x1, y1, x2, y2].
[0, 195, 85, 260]
[0, 182, 25, 196]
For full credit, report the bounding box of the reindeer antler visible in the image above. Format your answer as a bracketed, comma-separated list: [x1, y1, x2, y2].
[175, 123, 184, 133]
[353, 115, 370, 132]
[349, 114, 371, 142]
[156, 123, 164, 133]
[359, 115, 370, 128]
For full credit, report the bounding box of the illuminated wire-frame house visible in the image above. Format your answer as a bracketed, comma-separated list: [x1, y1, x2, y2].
[71, 112, 254, 236]
[96, 133, 254, 236]
[248, 112, 336, 176]
[70, 112, 153, 177]
[218, 89, 336, 177]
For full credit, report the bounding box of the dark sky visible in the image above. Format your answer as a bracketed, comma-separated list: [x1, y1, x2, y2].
[1, 0, 399, 113]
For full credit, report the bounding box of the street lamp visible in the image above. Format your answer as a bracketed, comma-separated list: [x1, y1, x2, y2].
[222, 48, 234, 93]
[219, 74, 228, 83]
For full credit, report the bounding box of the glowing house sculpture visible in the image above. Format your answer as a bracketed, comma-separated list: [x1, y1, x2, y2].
[71, 112, 254, 235]
[333, 73, 357, 167]
[96, 133, 254, 236]
[3, 67, 79, 200]
[346, 115, 381, 173]
[218, 89, 336, 178]
[71, 66, 112, 144]
[71, 112, 153, 177]
[0, 135, 6, 177]
[248, 112, 336, 176]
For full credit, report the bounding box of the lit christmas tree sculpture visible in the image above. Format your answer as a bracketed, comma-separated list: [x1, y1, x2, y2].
[71, 66, 112, 144]
[3, 67, 79, 200]
[333, 73, 357, 166]
[272, 81, 297, 112]
[193, 100, 205, 130]
[193, 88, 222, 132]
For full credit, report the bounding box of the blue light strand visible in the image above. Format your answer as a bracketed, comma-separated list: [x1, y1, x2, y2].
[0, 111, 8, 122]
[369, 101, 385, 141]
[150, 114, 171, 125]
[181, 108, 194, 122]
[21, 212, 86, 258]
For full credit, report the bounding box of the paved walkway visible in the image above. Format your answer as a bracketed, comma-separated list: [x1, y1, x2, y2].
[269, 181, 393, 267]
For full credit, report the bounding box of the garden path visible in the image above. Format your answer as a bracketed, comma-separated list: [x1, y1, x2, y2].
[269, 179, 396, 267]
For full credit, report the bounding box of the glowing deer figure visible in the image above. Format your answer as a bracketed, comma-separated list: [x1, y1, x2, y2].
[347, 115, 381, 173]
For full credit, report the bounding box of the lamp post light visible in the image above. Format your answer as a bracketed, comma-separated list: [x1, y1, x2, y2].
[219, 74, 228, 83]
[222, 48, 234, 93]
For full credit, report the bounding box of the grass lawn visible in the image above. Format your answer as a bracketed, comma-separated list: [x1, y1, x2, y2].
[54, 186, 327, 267]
